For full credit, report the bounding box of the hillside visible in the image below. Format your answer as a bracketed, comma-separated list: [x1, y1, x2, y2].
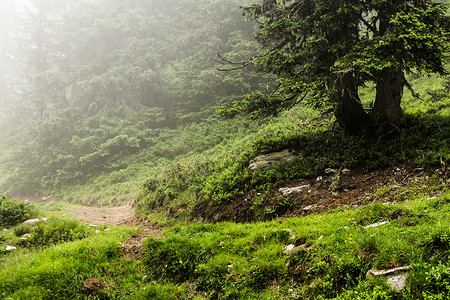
[1, 0, 450, 299]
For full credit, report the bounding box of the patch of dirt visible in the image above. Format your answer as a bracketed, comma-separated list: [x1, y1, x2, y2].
[120, 222, 162, 260]
[194, 163, 448, 222]
[66, 203, 136, 226]
[62, 203, 162, 260]
[81, 278, 106, 296]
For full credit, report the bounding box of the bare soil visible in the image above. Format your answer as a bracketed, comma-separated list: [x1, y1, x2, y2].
[194, 163, 448, 222]
[66, 203, 136, 226]
[61, 203, 162, 260]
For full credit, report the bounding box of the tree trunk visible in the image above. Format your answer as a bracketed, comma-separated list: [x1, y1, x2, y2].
[372, 67, 404, 134]
[331, 73, 368, 136]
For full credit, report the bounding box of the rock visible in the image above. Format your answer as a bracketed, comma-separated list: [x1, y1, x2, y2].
[22, 218, 48, 226]
[366, 265, 411, 279]
[22, 219, 41, 225]
[279, 185, 310, 196]
[303, 205, 316, 211]
[325, 168, 337, 175]
[283, 244, 301, 256]
[6, 246, 17, 251]
[386, 274, 408, 291]
[364, 221, 389, 228]
[248, 150, 297, 172]
[367, 266, 411, 291]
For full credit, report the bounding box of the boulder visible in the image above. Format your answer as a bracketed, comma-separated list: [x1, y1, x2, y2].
[248, 150, 297, 172]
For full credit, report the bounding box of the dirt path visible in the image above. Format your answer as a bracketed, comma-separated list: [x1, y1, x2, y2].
[66, 203, 136, 226]
[60, 202, 162, 259]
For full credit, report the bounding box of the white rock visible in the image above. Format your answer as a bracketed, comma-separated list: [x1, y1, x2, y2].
[279, 185, 310, 195]
[303, 205, 316, 211]
[364, 221, 389, 228]
[6, 246, 17, 251]
[387, 274, 408, 291]
[285, 244, 295, 252]
[367, 266, 410, 291]
[23, 219, 41, 225]
[325, 168, 337, 175]
[95, 230, 101, 234]
[283, 244, 301, 255]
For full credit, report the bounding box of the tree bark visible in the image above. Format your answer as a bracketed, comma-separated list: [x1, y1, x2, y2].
[372, 67, 404, 134]
[331, 73, 368, 136]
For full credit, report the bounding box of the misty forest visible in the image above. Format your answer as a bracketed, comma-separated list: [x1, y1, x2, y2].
[1, 0, 450, 299]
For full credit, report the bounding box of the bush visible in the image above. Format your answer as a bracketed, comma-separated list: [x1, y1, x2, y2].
[16, 219, 91, 248]
[0, 196, 33, 227]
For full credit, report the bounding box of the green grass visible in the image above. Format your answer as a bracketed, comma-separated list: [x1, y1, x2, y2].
[138, 191, 450, 299]
[1, 178, 449, 299]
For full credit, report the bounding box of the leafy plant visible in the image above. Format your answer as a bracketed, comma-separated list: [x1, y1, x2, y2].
[0, 196, 34, 227]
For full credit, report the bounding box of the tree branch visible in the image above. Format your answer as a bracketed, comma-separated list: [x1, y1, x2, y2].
[404, 78, 423, 100]
[359, 14, 378, 36]
[215, 53, 258, 71]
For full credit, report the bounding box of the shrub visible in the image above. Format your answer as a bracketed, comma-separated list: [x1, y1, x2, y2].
[0, 196, 33, 227]
[16, 219, 90, 248]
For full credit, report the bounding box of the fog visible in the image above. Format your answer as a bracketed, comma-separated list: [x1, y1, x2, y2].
[0, 0, 264, 195]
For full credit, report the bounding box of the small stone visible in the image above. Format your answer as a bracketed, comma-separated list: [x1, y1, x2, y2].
[303, 205, 316, 211]
[283, 244, 301, 255]
[342, 168, 350, 174]
[364, 221, 389, 228]
[325, 168, 337, 175]
[6, 246, 17, 251]
[95, 230, 101, 234]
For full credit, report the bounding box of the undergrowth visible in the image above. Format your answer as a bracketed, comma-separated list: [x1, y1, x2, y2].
[137, 112, 450, 223]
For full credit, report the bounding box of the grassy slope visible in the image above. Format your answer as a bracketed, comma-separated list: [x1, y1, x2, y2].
[1, 74, 449, 298]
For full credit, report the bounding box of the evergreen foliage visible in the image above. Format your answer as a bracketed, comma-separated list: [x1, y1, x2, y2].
[0, 0, 271, 196]
[219, 0, 450, 135]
